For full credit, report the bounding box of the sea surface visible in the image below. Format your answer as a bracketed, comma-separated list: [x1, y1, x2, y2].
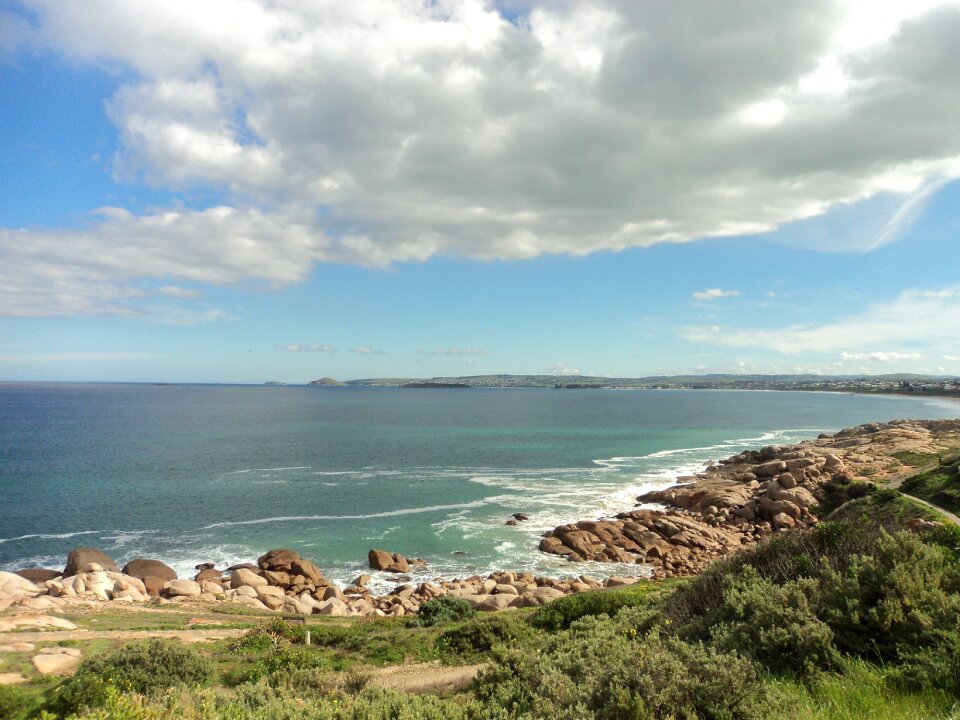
[1, 383, 956, 592]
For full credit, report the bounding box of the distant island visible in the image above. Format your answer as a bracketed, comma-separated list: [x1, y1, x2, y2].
[302, 373, 960, 398]
[307, 377, 346, 386]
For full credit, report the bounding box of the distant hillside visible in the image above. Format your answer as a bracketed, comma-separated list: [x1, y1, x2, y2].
[339, 373, 960, 396]
[307, 377, 346, 386]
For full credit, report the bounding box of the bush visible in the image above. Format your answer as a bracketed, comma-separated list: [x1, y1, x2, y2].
[703, 566, 841, 676]
[231, 617, 308, 652]
[531, 586, 654, 631]
[225, 645, 332, 686]
[818, 530, 960, 667]
[662, 518, 884, 629]
[919, 522, 960, 561]
[64, 682, 481, 720]
[0, 685, 40, 720]
[409, 596, 476, 627]
[474, 616, 767, 719]
[438, 614, 535, 658]
[47, 639, 212, 715]
[818, 475, 876, 514]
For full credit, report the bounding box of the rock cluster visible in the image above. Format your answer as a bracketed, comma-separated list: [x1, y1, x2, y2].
[539, 418, 960, 578]
[1, 547, 630, 619]
[367, 548, 426, 574]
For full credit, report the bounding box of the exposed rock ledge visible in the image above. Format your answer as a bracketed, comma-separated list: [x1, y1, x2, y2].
[539, 418, 960, 578]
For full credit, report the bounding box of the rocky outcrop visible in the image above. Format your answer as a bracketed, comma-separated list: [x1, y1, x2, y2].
[63, 548, 119, 577]
[122, 559, 177, 583]
[538, 418, 960, 578]
[368, 549, 426, 573]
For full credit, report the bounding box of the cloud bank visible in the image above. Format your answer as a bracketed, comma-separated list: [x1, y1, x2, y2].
[4, 0, 960, 315]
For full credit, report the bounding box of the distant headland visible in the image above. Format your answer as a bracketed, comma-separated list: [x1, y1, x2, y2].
[300, 373, 960, 398]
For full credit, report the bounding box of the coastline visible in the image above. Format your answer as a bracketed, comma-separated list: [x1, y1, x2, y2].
[539, 417, 960, 577]
[3, 416, 959, 619]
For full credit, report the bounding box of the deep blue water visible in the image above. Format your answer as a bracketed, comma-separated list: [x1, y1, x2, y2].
[0, 383, 956, 590]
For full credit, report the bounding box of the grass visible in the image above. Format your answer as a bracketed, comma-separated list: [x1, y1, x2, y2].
[769, 659, 958, 720]
[902, 459, 960, 514]
[892, 451, 941, 468]
[826, 489, 943, 528]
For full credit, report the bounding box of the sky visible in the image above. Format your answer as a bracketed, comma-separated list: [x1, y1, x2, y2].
[0, 0, 958, 384]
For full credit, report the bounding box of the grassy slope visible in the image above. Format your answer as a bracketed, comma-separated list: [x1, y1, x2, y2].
[902, 458, 960, 514]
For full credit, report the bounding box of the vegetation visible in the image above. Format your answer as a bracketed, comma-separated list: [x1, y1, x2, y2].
[5, 497, 960, 719]
[44, 639, 212, 717]
[902, 458, 960, 513]
[408, 596, 476, 627]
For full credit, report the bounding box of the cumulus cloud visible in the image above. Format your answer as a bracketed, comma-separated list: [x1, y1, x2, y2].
[683, 286, 960, 357]
[351, 346, 385, 355]
[276, 344, 336, 353]
[5, 1, 960, 315]
[692, 288, 742, 301]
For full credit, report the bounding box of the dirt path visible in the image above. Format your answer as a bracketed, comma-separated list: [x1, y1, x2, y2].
[367, 661, 485, 694]
[3, 628, 245, 643]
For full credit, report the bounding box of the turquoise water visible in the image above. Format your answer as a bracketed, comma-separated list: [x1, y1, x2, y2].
[0, 383, 956, 591]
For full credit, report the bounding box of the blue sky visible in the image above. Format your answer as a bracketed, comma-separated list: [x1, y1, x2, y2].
[1, 1, 958, 383]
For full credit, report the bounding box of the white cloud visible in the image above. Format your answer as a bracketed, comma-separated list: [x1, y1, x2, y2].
[351, 346, 385, 355]
[841, 351, 923, 363]
[4, 1, 960, 315]
[155, 285, 202, 299]
[692, 288, 742, 301]
[546, 362, 583, 376]
[276, 344, 336, 353]
[683, 285, 960, 359]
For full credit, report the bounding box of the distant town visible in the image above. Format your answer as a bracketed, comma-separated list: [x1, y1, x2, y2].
[296, 374, 960, 398]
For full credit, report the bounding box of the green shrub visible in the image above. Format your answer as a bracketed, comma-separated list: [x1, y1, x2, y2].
[0, 685, 40, 720]
[703, 566, 841, 676]
[231, 617, 307, 652]
[47, 639, 212, 715]
[408, 596, 476, 627]
[530, 586, 654, 631]
[438, 614, 535, 659]
[225, 645, 333, 686]
[818, 531, 960, 668]
[64, 682, 480, 719]
[474, 617, 766, 719]
[919, 522, 960, 561]
[818, 475, 876, 515]
[662, 518, 884, 629]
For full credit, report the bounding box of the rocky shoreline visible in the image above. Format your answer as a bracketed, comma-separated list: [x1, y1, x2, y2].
[2, 418, 957, 618]
[0, 544, 637, 620]
[539, 418, 960, 577]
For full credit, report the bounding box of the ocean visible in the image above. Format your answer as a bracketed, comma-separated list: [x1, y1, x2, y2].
[1, 382, 956, 592]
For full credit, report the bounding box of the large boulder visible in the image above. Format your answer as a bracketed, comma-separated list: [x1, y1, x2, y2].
[0, 572, 39, 601]
[255, 585, 286, 610]
[121, 559, 177, 583]
[14, 569, 60, 584]
[164, 579, 202, 597]
[63, 548, 119, 577]
[230, 568, 267, 590]
[31, 648, 82, 676]
[257, 549, 327, 586]
[368, 549, 411, 573]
